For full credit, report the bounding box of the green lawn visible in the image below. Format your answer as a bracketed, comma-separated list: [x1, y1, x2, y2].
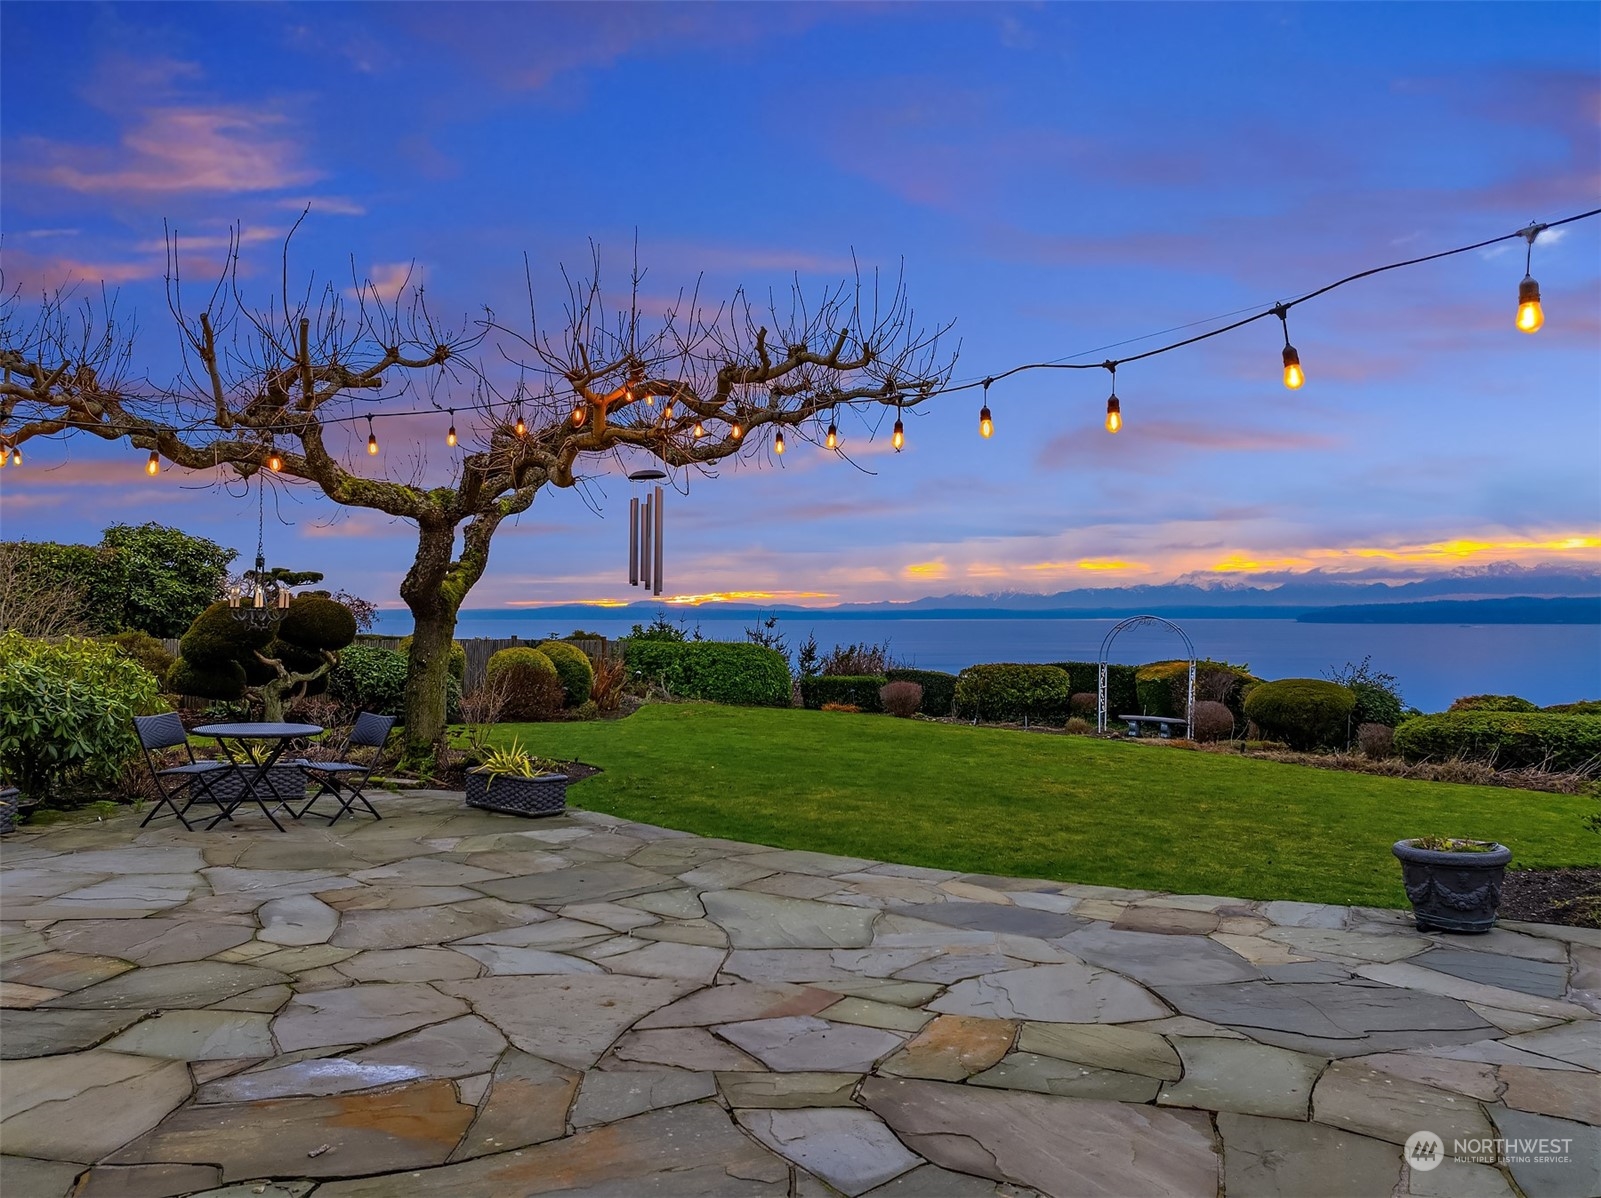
[489, 704, 1600, 908]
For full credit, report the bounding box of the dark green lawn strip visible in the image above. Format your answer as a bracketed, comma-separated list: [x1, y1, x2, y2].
[489, 705, 1599, 908]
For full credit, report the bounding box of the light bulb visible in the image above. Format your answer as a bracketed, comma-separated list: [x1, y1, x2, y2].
[731, 421, 743, 440]
[145, 451, 160, 476]
[663, 401, 675, 420]
[570, 404, 586, 429]
[693, 421, 705, 439]
[9, 447, 19, 467]
[514, 413, 526, 436]
[825, 422, 838, 449]
[1281, 345, 1304, 390]
[892, 419, 904, 451]
[645, 393, 655, 407]
[774, 429, 786, 455]
[267, 450, 283, 472]
[367, 431, 379, 455]
[1105, 396, 1122, 434]
[447, 413, 458, 446]
[979, 406, 993, 439]
[1517, 275, 1543, 333]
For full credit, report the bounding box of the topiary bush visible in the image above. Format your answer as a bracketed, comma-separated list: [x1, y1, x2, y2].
[1191, 700, 1236, 742]
[623, 641, 791, 707]
[1448, 694, 1540, 714]
[277, 596, 358, 651]
[1242, 678, 1356, 750]
[1393, 711, 1601, 771]
[537, 640, 596, 707]
[396, 635, 467, 683]
[801, 675, 888, 712]
[884, 668, 957, 717]
[953, 664, 1072, 724]
[880, 680, 923, 718]
[487, 647, 562, 720]
[0, 631, 165, 805]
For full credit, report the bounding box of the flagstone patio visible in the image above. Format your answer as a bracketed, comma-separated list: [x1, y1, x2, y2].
[2, 791, 1597, 1197]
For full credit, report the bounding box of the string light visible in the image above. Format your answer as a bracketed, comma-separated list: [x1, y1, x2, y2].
[267, 447, 283, 472]
[446, 409, 457, 447]
[1517, 223, 1545, 334]
[366, 416, 379, 455]
[825, 421, 838, 449]
[1275, 305, 1305, 390]
[730, 418, 743, 440]
[978, 378, 994, 439]
[693, 420, 705, 439]
[514, 410, 526, 437]
[145, 450, 160, 476]
[892, 404, 905, 451]
[1104, 362, 1122, 434]
[663, 399, 675, 420]
[569, 402, 586, 429]
[9, 446, 19, 467]
[774, 428, 786, 455]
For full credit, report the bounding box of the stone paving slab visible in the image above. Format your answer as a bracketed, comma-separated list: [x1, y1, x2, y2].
[2, 790, 1595, 1197]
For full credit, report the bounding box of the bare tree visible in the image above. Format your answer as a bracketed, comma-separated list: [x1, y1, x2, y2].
[0, 226, 956, 768]
[0, 544, 88, 637]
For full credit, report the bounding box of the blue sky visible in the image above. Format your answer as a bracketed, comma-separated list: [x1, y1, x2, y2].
[2, 2, 1597, 610]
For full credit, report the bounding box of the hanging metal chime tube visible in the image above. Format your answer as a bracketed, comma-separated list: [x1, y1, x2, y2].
[653, 485, 664, 597]
[629, 496, 639, 586]
[641, 493, 653, 591]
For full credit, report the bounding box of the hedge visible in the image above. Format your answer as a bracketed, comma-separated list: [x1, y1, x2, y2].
[954, 663, 1072, 723]
[1049, 662, 1139, 719]
[1136, 660, 1260, 720]
[801, 675, 887, 712]
[624, 640, 791, 707]
[1394, 711, 1601, 771]
[1242, 678, 1355, 750]
[1448, 694, 1539, 714]
[885, 668, 958, 717]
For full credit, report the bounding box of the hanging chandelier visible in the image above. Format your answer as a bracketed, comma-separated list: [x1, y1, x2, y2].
[229, 481, 292, 627]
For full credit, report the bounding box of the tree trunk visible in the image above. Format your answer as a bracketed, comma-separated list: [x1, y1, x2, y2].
[398, 517, 463, 773]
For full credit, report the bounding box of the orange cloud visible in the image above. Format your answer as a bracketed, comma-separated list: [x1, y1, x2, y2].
[1077, 559, 1149, 572]
[663, 590, 838, 606]
[903, 560, 949, 580]
[1210, 533, 1601, 573]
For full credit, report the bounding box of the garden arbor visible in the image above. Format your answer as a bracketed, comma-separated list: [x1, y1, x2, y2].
[1098, 615, 1196, 738]
[0, 228, 955, 769]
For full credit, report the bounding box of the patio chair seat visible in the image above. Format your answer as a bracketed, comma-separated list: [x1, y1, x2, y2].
[155, 761, 230, 776]
[292, 760, 365, 773]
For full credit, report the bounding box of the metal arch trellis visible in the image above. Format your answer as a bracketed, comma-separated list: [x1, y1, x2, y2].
[1097, 615, 1197, 739]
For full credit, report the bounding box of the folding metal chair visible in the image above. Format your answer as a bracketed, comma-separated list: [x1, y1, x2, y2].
[134, 712, 232, 830]
[293, 712, 396, 825]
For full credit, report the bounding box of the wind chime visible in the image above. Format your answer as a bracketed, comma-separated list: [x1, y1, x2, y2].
[627, 469, 666, 596]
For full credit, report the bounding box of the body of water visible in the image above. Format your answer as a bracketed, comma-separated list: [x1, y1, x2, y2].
[371, 610, 1601, 713]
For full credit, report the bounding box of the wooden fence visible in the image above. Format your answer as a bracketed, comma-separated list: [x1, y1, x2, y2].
[162, 635, 619, 692]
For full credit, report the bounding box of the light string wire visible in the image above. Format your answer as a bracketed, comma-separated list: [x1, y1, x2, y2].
[6, 207, 1597, 450]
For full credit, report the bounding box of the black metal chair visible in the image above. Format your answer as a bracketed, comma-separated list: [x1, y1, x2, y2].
[292, 712, 396, 825]
[134, 713, 232, 830]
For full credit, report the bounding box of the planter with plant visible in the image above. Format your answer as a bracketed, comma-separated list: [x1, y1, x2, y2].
[1392, 836, 1512, 933]
[465, 739, 568, 817]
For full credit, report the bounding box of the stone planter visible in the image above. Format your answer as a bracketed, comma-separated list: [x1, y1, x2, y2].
[1392, 839, 1511, 934]
[465, 770, 567, 818]
[0, 787, 18, 835]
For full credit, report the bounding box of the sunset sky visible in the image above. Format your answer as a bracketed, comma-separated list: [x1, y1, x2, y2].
[2, 2, 1598, 610]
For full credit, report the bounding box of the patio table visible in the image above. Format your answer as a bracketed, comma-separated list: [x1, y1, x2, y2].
[191, 722, 322, 831]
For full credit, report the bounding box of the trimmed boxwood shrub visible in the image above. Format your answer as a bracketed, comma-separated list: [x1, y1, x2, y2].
[1191, 700, 1236, 742]
[536, 640, 596, 707]
[885, 668, 958, 717]
[330, 644, 412, 718]
[396, 635, 467, 682]
[487, 647, 561, 720]
[1393, 712, 1601, 771]
[1448, 694, 1540, 714]
[1137, 659, 1260, 720]
[954, 664, 1072, 723]
[1049, 662, 1138, 719]
[801, 675, 888, 712]
[1243, 678, 1356, 750]
[623, 640, 791, 707]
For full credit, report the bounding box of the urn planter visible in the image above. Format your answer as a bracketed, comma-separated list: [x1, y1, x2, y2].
[1392, 838, 1511, 933]
[465, 769, 568, 817]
